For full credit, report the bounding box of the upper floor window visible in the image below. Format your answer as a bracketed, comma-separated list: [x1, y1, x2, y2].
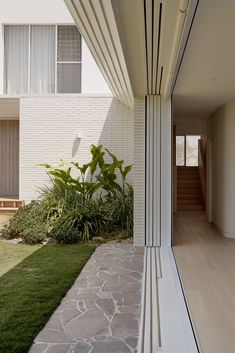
[4, 25, 81, 95]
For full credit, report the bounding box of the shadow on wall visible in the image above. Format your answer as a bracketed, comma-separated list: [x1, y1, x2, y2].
[72, 136, 81, 158]
[19, 96, 134, 201]
[68, 98, 134, 182]
[97, 98, 134, 182]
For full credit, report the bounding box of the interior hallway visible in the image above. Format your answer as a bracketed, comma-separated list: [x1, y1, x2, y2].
[174, 212, 235, 353]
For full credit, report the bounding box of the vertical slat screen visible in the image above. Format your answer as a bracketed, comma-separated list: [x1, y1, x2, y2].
[146, 95, 161, 246]
[144, 0, 163, 95]
[0, 121, 19, 196]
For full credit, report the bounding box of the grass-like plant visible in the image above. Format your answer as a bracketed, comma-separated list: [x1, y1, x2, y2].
[1, 145, 133, 244]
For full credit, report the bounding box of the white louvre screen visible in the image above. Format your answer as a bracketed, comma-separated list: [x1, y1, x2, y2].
[57, 25, 81, 93]
[57, 25, 81, 62]
[4, 26, 29, 94]
[30, 26, 55, 94]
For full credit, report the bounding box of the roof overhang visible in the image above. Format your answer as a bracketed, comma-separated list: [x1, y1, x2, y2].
[64, 0, 198, 108]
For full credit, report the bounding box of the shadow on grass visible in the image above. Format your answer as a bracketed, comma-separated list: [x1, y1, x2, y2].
[0, 240, 42, 277]
[0, 243, 96, 353]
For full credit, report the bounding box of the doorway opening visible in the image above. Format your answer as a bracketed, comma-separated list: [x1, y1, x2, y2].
[174, 133, 205, 212]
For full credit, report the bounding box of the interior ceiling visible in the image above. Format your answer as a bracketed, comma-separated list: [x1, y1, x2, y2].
[0, 98, 19, 118]
[174, 0, 235, 117]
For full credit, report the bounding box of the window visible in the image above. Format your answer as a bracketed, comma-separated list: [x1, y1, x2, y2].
[186, 136, 201, 166]
[176, 136, 185, 166]
[57, 26, 81, 93]
[4, 25, 81, 95]
[176, 135, 201, 166]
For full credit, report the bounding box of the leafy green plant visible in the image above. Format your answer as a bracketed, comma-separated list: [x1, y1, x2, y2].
[1, 145, 133, 244]
[50, 199, 109, 243]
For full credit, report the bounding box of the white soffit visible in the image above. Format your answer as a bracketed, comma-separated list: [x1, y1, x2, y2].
[174, 0, 235, 116]
[0, 97, 19, 118]
[64, 0, 198, 103]
[64, 0, 134, 109]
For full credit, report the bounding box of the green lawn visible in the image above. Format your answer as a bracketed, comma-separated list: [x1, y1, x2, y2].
[0, 243, 96, 353]
[0, 240, 41, 277]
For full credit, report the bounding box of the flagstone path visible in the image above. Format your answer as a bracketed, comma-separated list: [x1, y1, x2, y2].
[29, 243, 144, 353]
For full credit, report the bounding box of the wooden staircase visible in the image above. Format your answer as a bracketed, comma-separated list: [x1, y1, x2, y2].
[0, 197, 24, 215]
[177, 167, 204, 211]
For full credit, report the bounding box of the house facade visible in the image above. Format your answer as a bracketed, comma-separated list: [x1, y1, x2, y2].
[0, 0, 136, 204]
[1, 0, 235, 352]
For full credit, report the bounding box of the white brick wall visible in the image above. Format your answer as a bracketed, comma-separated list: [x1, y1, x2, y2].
[19, 95, 134, 202]
[133, 98, 145, 246]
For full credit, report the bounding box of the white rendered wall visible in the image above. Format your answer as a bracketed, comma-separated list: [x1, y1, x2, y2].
[0, 0, 111, 94]
[81, 41, 111, 94]
[19, 95, 133, 202]
[210, 101, 235, 238]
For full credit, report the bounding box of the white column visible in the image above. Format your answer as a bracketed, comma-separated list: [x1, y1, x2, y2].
[145, 95, 172, 247]
[160, 98, 172, 246]
[146, 95, 161, 246]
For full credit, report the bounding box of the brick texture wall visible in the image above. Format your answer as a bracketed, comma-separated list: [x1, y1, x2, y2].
[19, 95, 134, 201]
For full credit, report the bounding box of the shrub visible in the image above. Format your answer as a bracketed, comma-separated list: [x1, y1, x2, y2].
[1, 145, 133, 244]
[1, 201, 48, 244]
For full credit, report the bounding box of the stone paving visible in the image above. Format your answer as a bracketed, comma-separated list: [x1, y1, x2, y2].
[29, 243, 144, 353]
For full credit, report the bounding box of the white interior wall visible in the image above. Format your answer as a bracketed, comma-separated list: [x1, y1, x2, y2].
[0, 0, 111, 94]
[174, 116, 208, 136]
[210, 101, 235, 238]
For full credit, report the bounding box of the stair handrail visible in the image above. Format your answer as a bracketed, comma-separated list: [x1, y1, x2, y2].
[198, 139, 206, 205]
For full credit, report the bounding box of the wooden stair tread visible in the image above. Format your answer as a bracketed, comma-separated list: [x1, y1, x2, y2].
[177, 205, 205, 211]
[177, 200, 203, 205]
[177, 166, 204, 212]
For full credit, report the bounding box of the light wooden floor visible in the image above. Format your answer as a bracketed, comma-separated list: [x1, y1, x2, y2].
[174, 212, 235, 353]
